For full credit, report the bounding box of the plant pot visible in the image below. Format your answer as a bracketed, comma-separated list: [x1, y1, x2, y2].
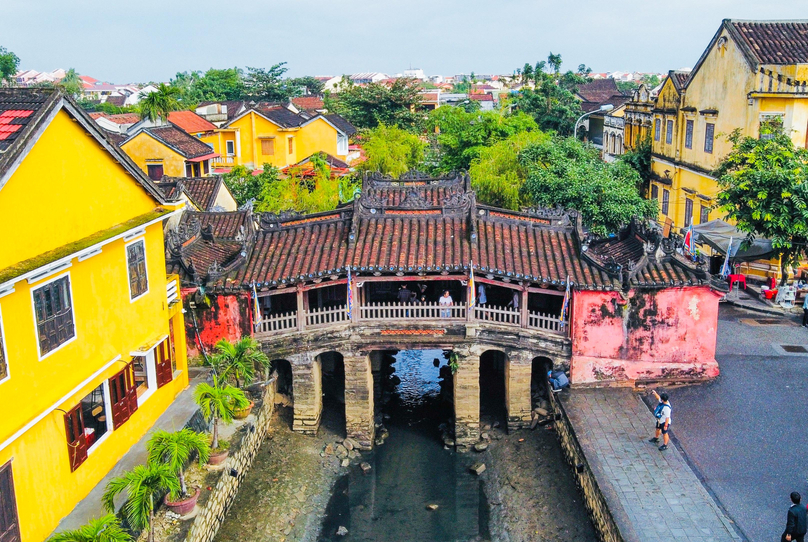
[209, 449, 229, 465]
[233, 401, 255, 420]
[164, 487, 200, 516]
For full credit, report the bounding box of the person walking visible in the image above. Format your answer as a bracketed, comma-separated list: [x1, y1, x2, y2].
[782, 492, 807, 542]
[802, 295, 808, 327]
[648, 390, 672, 451]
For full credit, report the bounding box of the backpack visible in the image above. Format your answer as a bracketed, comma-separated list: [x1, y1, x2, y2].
[654, 402, 671, 419]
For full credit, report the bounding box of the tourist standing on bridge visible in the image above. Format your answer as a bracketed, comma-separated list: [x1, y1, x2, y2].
[397, 284, 412, 304]
[507, 290, 519, 310]
[440, 290, 453, 317]
[782, 492, 807, 542]
[649, 390, 672, 451]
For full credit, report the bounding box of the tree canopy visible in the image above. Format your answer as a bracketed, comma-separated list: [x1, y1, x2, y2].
[171, 68, 245, 102]
[138, 83, 182, 121]
[520, 136, 657, 236]
[222, 165, 280, 206]
[715, 128, 808, 282]
[58, 68, 83, 99]
[0, 46, 19, 86]
[324, 78, 423, 130]
[355, 124, 426, 177]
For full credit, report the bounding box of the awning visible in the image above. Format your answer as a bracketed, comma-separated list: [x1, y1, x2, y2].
[693, 219, 774, 261]
[187, 152, 219, 162]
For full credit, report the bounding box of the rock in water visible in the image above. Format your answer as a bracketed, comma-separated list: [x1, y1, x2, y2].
[534, 407, 549, 417]
[426, 503, 439, 511]
[324, 444, 334, 455]
[360, 462, 372, 474]
[480, 432, 490, 441]
[343, 438, 355, 451]
[335, 444, 348, 459]
[474, 442, 489, 452]
[470, 462, 486, 475]
[336, 526, 348, 536]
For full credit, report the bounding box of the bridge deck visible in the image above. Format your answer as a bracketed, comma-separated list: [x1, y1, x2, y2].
[561, 389, 740, 542]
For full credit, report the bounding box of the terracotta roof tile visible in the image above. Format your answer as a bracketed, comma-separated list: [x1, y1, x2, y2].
[143, 126, 215, 159]
[291, 96, 325, 111]
[731, 20, 808, 65]
[0, 88, 53, 151]
[104, 113, 140, 125]
[168, 110, 217, 134]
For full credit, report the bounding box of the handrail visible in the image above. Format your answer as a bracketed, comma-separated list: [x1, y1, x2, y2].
[305, 304, 349, 328]
[359, 301, 466, 321]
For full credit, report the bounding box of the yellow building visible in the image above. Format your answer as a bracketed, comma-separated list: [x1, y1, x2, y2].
[0, 88, 189, 542]
[121, 124, 219, 179]
[195, 102, 356, 171]
[623, 83, 655, 151]
[649, 19, 808, 235]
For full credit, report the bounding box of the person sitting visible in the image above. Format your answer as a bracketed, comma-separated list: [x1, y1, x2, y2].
[548, 370, 570, 391]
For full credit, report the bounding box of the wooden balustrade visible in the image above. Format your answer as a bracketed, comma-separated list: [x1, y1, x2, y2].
[258, 311, 298, 333]
[527, 310, 566, 333]
[359, 302, 466, 321]
[305, 304, 349, 327]
[473, 305, 521, 326]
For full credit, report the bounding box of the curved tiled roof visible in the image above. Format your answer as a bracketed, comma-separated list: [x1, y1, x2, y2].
[730, 20, 808, 65]
[143, 126, 215, 159]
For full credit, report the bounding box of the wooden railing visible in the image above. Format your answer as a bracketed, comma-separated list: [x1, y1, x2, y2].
[527, 311, 565, 333]
[473, 305, 520, 326]
[257, 310, 298, 333]
[166, 276, 179, 305]
[305, 304, 349, 328]
[359, 302, 467, 321]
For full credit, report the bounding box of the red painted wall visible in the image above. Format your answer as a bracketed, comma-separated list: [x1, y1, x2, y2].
[570, 286, 722, 385]
[182, 289, 253, 359]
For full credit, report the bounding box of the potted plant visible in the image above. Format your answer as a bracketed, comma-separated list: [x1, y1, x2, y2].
[194, 375, 249, 464]
[211, 338, 270, 419]
[147, 429, 210, 515]
[47, 514, 131, 542]
[102, 464, 180, 542]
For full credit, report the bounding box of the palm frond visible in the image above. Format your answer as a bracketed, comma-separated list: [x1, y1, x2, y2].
[47, 514, 131, 542]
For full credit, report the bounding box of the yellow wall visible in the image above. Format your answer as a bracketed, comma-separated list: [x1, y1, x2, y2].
[295, 117, 339, 162]
[0, 113, 157, 269]
[120, 131, 187, 178]
[0, 107, 189, 542]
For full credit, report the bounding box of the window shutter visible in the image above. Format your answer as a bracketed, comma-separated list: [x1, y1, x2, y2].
[109, 366, 132, 429]
[64, 406, 88, 472]
[124, 361, 139, 416]
[155, 339, 174, 388]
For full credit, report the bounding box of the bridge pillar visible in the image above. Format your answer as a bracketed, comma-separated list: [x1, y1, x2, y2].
[344, 353, 375, 450]
[505, 351, 533, 430]
[289, 352, 322, 435]
[453, 351, 480, 448]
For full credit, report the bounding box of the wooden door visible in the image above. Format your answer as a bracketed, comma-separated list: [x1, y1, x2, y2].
[0, 462, 20, 542]
[155, 338, 173, 389]
[64, 405, 88, 472]
[110, 365, 132, 429]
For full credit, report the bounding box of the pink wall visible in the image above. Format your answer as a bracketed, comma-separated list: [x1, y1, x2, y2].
[570, 286, 723, 385]
[182, 289, 252, 359]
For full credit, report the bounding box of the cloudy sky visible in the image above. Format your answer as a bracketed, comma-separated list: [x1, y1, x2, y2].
[4, 0, 806, 83]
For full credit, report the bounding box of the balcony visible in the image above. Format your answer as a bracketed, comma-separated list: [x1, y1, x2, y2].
[212, 155, 236, 167]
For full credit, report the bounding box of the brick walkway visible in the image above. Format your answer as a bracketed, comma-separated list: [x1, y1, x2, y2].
[561, 389, 741, 542]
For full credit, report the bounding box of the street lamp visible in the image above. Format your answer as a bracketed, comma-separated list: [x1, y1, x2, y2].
[574, 104, 614, 140]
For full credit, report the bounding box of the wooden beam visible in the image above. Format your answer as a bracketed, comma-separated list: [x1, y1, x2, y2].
[356, 274, 468, 283]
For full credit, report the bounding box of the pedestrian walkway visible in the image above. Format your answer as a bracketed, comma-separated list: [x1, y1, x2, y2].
[561, 389, 741, 542]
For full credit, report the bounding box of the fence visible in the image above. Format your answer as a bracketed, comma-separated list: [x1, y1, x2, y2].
[359, 302, 467, 321]
[527, 311, 566, 333]
[305, 304, 349, 327]
[257, 311, 297, 333]
[473, 305, 520, 326]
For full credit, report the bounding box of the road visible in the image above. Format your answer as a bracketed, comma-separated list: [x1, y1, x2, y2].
[669, 304, 808, 542]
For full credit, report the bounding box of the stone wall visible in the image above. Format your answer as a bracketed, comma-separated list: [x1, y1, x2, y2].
[550, 392, 623, 542]
[184, 377, 277, 542]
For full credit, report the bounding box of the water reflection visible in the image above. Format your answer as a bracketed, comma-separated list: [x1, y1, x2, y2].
[320, 350, 490, 542]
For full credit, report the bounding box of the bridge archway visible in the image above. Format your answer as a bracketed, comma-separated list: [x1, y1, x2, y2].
[531, 356, 554, 407]
[479, 350, 507, 429]
[272, 358, 293, 401]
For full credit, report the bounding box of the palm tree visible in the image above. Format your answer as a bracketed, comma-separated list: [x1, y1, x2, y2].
[210, 337, 270, 388]
[138, 83, 182, 123]
[194, 376, 249, 450]
[47, 514, 131, 542]
[147, 429, 210, 498]
[102, 464, 179, 542]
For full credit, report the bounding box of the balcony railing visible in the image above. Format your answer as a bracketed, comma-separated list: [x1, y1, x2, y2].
[212, 155, 236, 166]
[256, 302, 567, 337]
[166, 276, 180, 305]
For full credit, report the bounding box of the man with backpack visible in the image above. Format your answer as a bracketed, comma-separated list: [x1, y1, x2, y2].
[648, 389, 672, 451]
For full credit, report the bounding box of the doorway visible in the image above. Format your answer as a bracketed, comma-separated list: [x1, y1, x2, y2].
[479, 350, 507, 428]
[318, 351, 345, 437]
[0, 461, 20, 542]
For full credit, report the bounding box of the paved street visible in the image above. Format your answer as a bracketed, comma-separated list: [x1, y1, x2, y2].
[562, 389, 740, 542]
[668, 304, 808, 542]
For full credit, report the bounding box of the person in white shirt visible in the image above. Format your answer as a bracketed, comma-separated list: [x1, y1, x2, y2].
[439, 290, 453, 318]
[648, 389, 672, 451]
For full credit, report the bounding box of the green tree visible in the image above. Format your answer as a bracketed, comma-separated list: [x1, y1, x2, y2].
[172, 68, 245, 102]
[210, 337, 270, 388]
[521, 63, 534, 85]
[102, 464, 180, 542]
[146, 429, 210, 498]
[288, 75, 325, 96]
[243, 63, 296, 101]
[325, 78, 423, 130]
[138, 83, 182, 122]
[222, 164, 280, 206]
[255, 168, 343, 214]
[619, 132, 653, 194]
[194, 377, 249, 450]
[469, 131, 549, 209]
[520, 136, 657, 236]
[47, 514, 131, 542]
[355, 123, 426, 177]
[58, 68, 83, 99]
[428, 107, 538, 171]
[715, 128, 808, 284]
[0, 46, 19, 86]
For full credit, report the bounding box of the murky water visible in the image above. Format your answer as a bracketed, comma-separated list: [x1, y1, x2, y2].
[320, 350, 490, 542]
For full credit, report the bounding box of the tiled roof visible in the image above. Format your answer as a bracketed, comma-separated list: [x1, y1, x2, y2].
[198, 100, 248, 122]
[105, 113, 140, 125]
[577, 79, 621, 104]
[155, 180, 183, 201]
[168, 110, 217, 134]
[291, 96, 325, 111]
[324, 114, 357, 136]
[89, 112, 107, 120]
[142, 126, 215, 159]
[105, 95, 126, 107]
[729, 20, 808, 65]
[256, 105, 306, 129]
[294, 153, 350, 170]
[669, 70, 691, 92]
[0, 87, 54, 152]
[469, 94, 494, 102]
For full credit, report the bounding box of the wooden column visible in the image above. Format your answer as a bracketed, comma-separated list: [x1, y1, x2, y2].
[296, 286, 305, 331]
[344, 353, 375, 449]
[520, 287, 529, 328]
[351, 279, 360, 324]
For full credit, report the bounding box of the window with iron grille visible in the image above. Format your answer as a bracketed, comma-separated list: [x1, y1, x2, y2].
[704, 123, 715, 153]
[651, 184, 659, 200]
[33, 276, 75, 356]
[661, 189, 670, 215]
[685, 120, 694, 149]
[684, 198, 693, 227]
[666, 120, 673, 144]
[126, 240, 148, 299]
[654, 119, 661, 141]
[700, 205, 710, 224]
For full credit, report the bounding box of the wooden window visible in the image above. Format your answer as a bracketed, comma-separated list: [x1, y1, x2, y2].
[685, 120, 694, 149]
[287, 137, 294, 154]
[261, 139, 275, 156]
[0, 462, 20, 542]
[185, 162, 193, 177]
[155, 337, 174, 388]
[665, 120, 673, 144]
[109, 362, 139, 430]
[126, 240, 148, 300]
[33, 276, 74, 356]
[64, 405, 88, 472]
[226, 140, 235, 155]
[700, 205, 710, 224]
[704, 123, 715, 153]
[654, 119, 661, 141]
[146, 164, 163, 180]
[661, 189, 670, 215]
[651, 184, 659, 200]
[684, 198, 693, 227]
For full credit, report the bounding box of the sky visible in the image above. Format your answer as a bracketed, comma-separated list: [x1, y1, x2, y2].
[4, 0, 807, 83]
